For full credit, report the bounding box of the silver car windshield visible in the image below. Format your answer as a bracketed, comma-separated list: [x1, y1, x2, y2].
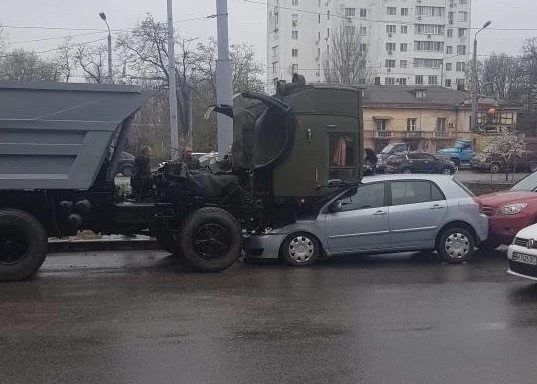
[511, 172, 537, 192]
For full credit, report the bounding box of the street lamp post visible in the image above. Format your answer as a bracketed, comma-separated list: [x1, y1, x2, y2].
[99, 12, 113, 83]
[471, 20, 492, 132]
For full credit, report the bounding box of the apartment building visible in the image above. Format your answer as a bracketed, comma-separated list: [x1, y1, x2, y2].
[266, 0, 472, 93]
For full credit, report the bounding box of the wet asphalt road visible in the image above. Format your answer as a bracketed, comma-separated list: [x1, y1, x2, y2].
[2, 250, 537, 384]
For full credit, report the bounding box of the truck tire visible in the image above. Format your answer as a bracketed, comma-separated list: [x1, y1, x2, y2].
[120, 164, 133, 177]
[179, 207, 242, 272]
[0, 209, 48, 282]
[451, 158, 460, 167]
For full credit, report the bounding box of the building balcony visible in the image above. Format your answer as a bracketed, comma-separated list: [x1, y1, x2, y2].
[373, 131, 392, 139]
[431, 131, 453, 139]
[405, 131, 422, 139]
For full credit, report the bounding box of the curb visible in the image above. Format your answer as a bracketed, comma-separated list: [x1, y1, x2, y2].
[48, 238, 161, 253]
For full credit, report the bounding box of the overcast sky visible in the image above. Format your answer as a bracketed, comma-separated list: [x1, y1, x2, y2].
[1, 0, 536, 70]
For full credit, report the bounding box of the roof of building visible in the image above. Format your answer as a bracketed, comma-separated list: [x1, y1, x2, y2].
[363, 85, 469, 107]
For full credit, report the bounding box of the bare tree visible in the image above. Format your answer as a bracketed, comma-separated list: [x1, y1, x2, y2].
[74, 43, 108, 84]
[53, 37, 77, 82]
[0, 49, 60, 82]
[479, 53, 524, 102]
[323, 26, 368, 85]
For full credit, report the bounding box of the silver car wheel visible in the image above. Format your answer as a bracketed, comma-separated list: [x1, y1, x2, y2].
[442, 168, 452, 175]
[288, 236, 314, 263]
[444, 232, 470, 259]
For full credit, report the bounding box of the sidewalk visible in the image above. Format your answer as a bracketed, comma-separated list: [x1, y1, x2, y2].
[48, 234, 159, 253]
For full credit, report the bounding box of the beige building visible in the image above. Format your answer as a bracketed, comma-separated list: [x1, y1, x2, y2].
[362, 85, 518, 153]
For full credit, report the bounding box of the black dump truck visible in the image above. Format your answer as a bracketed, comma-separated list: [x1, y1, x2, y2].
[0, 77, 363, 281]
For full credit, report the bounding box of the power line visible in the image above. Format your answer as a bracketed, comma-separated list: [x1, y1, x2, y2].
[236, 0, 537, 32]
[0, 37, 107, 59]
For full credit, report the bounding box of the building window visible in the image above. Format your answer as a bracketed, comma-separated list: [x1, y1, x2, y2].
[387, 7, 397, 16]
[360, 26, 367, 35]
[415, 90, 427, 99]
[292, 30, 298, 39]
[345, 26, 356, 35]
[376, 119, 388, 131]
[345, 8, 355, 17]
[459, 11, 468, 22]
[456, 78, 466, 87]
[445, 79, 452, 88]
[386, 25, 397, 34]
[457, 45, 467, 55]
[385, 77, 396, 85]
[398, 78, 407, 85]
[446, 63, 452, 71]
[415, 24, 444, 35]
[456, 62, 466, 72]
[292, 0, 298, 5]
[386, 43, 396, 52]
[401, 8, 409, 16]
[448, 12, 454, 23]
[437, 117, 447, 131]
[327, 11, 330, 20]
[407, 118, 417, 131]
[360, 8, 367, 18]
[400, 43, 408, 52]
[272, 61, 277, 73]
[428, 75, 438, 85]
[447, 29, 453, 38]
[458, 28, 468, 38]
[401, 25, 408, 34]
[415, 41, 444, 52]
[415, 75, 424, 85]
[385, 60, 396, 68]
[416, 6, 445, 17]
[327, 28, 330, 37]
[400, 60, 408, 68]
[413, 59, 443, 69]
[318, 14, 320, 24]
[446, 46, 453, 54]
[292, 64, 298, 73]
[292, 49, 298, 57]
[460, 0, 468, 4]
[360, 44, 367, 54]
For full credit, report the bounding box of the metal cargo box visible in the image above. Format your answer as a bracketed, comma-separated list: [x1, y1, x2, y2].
[0, 82, 150, 190]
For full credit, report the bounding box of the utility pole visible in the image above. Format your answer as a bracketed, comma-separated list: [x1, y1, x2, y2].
[471, 20, 492, 132]
[216, 0, 233, 159]
[167, 0, 180, 161]
[99, 12, 113, 83]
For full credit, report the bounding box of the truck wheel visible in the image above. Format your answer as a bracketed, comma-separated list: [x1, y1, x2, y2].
[451, 158, 460, 167]
[179, 207, 242, 272]
[529, 162, 537, 173]
[0, 209, 48, 282]
[490, 162, 501, 174]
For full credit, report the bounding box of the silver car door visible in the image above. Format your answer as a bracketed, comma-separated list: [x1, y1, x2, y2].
[389, 180, 448, 249]
[325, 182, 391, 253]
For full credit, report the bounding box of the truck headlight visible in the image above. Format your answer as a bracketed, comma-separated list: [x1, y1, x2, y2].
[497, 203, 527, 215]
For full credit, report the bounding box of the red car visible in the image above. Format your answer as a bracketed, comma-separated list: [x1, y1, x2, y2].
[478, 172, 537, 249]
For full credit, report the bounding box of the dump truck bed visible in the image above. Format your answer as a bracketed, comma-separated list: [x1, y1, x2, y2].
[0, 82, 150, 190]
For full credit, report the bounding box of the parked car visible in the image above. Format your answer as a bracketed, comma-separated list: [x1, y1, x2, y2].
[477, 171, 537, 249]
[471, 140, 537, 173]
[507, 223, 537, 282]
[116, 151, 135, 176]
[245, 174, 488, 266]
[385, 152, 457, 175]
[436, 138, 474, 167]
[376, 142, 410, 173]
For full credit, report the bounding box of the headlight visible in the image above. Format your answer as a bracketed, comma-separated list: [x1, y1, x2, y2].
[497, 203, 528, 215]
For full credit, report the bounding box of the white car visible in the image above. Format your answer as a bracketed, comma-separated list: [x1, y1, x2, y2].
[508, 224, 537, 281]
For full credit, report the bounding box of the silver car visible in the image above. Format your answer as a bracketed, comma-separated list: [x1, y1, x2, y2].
[245, 174, 488, 266]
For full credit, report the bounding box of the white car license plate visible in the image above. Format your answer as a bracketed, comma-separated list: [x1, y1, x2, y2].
[512, 252, 537, 266]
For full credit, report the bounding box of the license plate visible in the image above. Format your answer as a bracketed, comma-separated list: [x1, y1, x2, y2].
[512, 252, 537, 266]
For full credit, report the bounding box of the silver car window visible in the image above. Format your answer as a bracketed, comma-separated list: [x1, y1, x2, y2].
[337, 183, 385, 211]
[391, 181, 444, 205]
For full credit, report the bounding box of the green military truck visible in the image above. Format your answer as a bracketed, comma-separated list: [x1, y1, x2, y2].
[0, 76, 363, 281]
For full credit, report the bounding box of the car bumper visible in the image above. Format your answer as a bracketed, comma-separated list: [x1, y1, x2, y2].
[507, 244, 537, 280]
[244, 233, 288, 259]
[476, 213, 490, 243]
[489, 214, 534, 244]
